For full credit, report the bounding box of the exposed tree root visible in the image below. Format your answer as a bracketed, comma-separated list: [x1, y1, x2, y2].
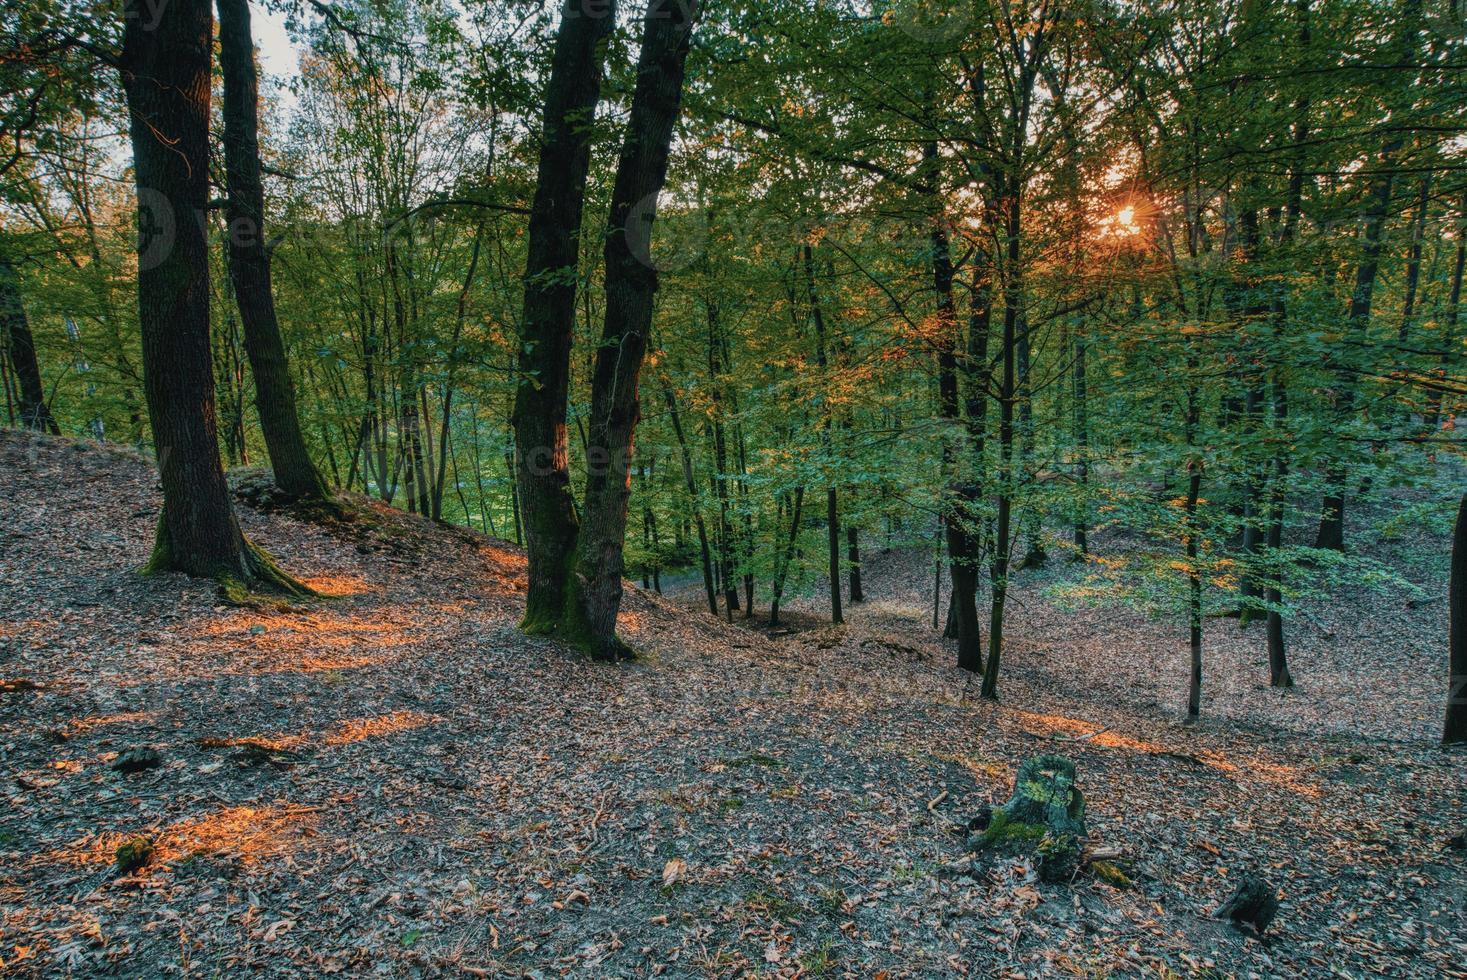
[141, 514, 320, 609]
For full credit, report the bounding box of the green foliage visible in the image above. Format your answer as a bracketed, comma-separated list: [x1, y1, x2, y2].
[4, 0, 1461, 714]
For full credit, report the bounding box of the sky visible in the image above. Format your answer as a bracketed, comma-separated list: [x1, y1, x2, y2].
[252, 1, 302, 86]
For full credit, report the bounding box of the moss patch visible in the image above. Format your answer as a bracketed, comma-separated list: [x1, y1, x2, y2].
[1088, 858, 1134, 890]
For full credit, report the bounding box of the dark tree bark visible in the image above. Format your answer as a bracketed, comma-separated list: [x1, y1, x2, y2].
[510, 0, 616, 633]
[1445, 492, 1467, 746]
[926, 157, 983, 671]
[0, 253, 59, 434]
[769, 486, 805, 628]
[803, 243, 842, 624]
[846, 524, 864, 603]
[1315, 0, 1421, 551]
[1265, 2, 1310, 688]
[1397, 174, 1431, 344]
[1426, 195, 1465, 430]
[120, 0, 306, 595]
[1184, 457, 1204, 721]
[983, 181, 1022, 701]
[663, 382, 718, 616]
[706, 303, 739, 619]
[1071, 332, 1088, 555]
[561, 0, 696, 658]
[1234, 210, 1269, 619]
[217, 0, 330, 502]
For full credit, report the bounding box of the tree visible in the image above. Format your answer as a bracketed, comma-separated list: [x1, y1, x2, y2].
[120, 0, 308, 596]
[562, 0, 699, 659]
[217, 0, 332, 503]
[511, 0, 617, 634]
[1446, 492, 1467, 746]
[0, 250, 59, 434]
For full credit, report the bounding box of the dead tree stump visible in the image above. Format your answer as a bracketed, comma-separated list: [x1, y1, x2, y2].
[1214, 875, 1280, 934]
[967, 754, 1088, 882]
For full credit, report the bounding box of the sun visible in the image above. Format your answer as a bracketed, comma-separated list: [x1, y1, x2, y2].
[1098, 202, 1145, 241]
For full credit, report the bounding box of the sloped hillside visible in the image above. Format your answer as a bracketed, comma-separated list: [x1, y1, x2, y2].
[1, 430, 1463, 978]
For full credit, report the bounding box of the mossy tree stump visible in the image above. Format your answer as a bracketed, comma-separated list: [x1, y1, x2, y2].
[967, 754, 1088, 883]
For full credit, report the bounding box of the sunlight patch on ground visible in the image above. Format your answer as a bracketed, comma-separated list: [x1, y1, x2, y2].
[1012, 710, 1321, 798]
[197, 711, 442, 752]
[61, 712, 155, 737]
[323, 711, 440, 746]
[298, 574, 373, 597]
[43, 802, 321, 869]
[200, 611, 414, 646]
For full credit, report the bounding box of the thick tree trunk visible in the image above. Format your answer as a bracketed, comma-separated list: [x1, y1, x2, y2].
[0, 254, 59, 434]
[1444, 492, 1467, 746]
[563, 0, 695, 659]
[120, 0, 306, 596]
[217, 0, 330, 502]
[510, 0, 615, 633]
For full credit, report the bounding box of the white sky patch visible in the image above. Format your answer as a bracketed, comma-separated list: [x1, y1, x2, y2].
[252, 0, 300, 79]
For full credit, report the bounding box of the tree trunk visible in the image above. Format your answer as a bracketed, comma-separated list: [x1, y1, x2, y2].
[510, 0, 615, 633]
[1444, 492, 1467, 746]
[1184, 459, 1205, 721]
[1426, 195, 1465, 430]
[663, 382, 718, 616]
[1265, 7, 1309, 688]
[803, 243, 842, 624]
[1398, 174, 1431, 344]
[846, 524, 864, 603]
[0, 254, 59, 434]
[769, 486, 805, 628]
[1072, 333, 1088, 555]
[562, 0, 695, 659]
[983, 183, 1022, 701]
[1315, 1, 1421, 550]
[217, 0, 330, 502]
[826, 487, 843, 624]
[120, 0, 306, 596]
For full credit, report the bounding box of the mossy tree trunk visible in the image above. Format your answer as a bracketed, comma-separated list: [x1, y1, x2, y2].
[509, 0, 616, 633]
[120, 0, 308, 598]
[564, 0, 697, 660]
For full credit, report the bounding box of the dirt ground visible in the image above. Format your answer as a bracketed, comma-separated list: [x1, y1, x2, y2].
[2, 429, 1464, 977]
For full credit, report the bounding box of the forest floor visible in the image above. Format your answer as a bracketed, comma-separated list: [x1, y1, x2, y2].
[1, 428, 1464, 979]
